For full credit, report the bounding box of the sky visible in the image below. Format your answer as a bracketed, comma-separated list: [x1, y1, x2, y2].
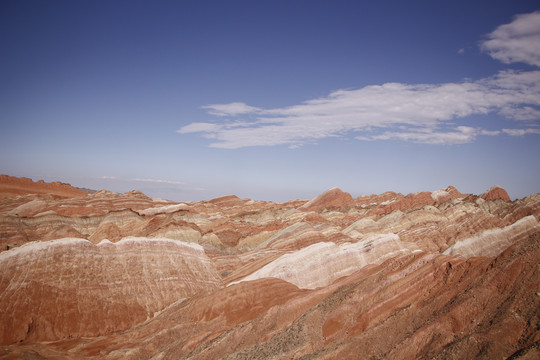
[1, 0, 540, 201]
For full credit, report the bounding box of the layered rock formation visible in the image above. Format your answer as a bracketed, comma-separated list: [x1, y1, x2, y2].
[0, 237, 222, 344]
[300, 187, 355, 211]
[0, 175, 539, 359]
[481, 184, 512, 201]
[229, 234, 421, 289]
[0, 174, 87, 199]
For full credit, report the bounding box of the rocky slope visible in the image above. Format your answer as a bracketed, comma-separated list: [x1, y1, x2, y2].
[0, 174, 88, 199]
[0, 176, 539, 359]
[0, 238, 222, 344]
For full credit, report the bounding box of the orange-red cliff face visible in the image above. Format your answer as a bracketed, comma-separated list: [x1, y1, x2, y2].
[1, 176, 539, 359]
[0, 175, 88, 199]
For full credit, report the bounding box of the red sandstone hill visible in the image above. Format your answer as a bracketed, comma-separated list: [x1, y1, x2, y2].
[300, 187, 355, 211]
[1, 176, 539, 359]
[481, 184, 512, 201]
[0, 174, 87, 199]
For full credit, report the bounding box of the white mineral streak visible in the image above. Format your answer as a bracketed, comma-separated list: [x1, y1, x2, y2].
[237, 231, 278, 250]
[265, 222, 308, 243]
[443, 215, 540, 258]
[33, 210, 58, 217]
[229, 233, 419, 289]
[115, 236, 205, 251]
[431, 189, 450, 202]
[321, 211, 348, 221]
[149, 228, 202, 242]
[342, 218, 378, 237]
[0, 236, 223, 342]
[343, 210, 446, 239]
[0, 238, 90, 262]
[239, 222, 307, 251]
[0, 236, 206, 263]
[7, 199, 48, 216]
[137, 203, 190, 216]
[279, 208, 306, 222]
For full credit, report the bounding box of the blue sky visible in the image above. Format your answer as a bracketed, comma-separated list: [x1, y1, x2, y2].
[1, 0, 539, 201]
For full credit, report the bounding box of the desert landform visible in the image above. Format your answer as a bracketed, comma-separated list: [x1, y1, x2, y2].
[0, 174, 539, 359]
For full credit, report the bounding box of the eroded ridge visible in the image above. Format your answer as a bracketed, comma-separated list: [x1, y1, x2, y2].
[0, 176, 539, 359]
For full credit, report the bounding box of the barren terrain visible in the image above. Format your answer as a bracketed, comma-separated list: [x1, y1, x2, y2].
[1, 175, 539, 359]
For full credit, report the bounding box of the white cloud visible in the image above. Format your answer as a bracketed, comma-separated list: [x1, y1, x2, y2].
[98, 176, 184, 186]
[202, 102, 261, 116]
[499, 105, 540, 121]
[480, 129, 501, 136]
[481, 11, 540, 66]
[177, 122, 223, 134]
[502, 128, 540, 136]
[361, 126, 480, 145]
[178, 11, 540, 149]
[132, 178, 185, 185]
[179, 70, 540, 148]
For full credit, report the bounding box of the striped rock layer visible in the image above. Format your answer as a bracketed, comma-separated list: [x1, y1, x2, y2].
[1, 176, 539, 359]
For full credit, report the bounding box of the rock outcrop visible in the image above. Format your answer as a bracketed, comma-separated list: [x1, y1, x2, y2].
[0, 175, 87, 199]
[300, 187, 355, 211]
[443, 215, 540, 258]
[481, 184, 512, 201]
[0, 176, 539, 359]
[0, 237, 222, 344]
[230, 233, 421, 289]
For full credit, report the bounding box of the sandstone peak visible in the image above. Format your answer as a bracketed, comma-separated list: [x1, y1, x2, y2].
[208, 194, 246, 207]
[124, 190, 152, 199]
[445, 185, 463, 197]
[480, 185, 511, 202]
[92, 189, 118, 196]
[300, 187, 355, 211]
[431, 189, 451, 203]
[430, 186, 464, 204]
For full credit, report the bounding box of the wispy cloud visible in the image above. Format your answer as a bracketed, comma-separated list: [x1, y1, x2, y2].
[179, 11, 540, 149]
[132, 178, 185, 185]
[359, 126, 481, 145]
[99, 176, 184, 186]
[202, 102, 262, 116]
[502, 128, 540, 136]
[179, 71, 540, 148]
[480, 11, 540, 67]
